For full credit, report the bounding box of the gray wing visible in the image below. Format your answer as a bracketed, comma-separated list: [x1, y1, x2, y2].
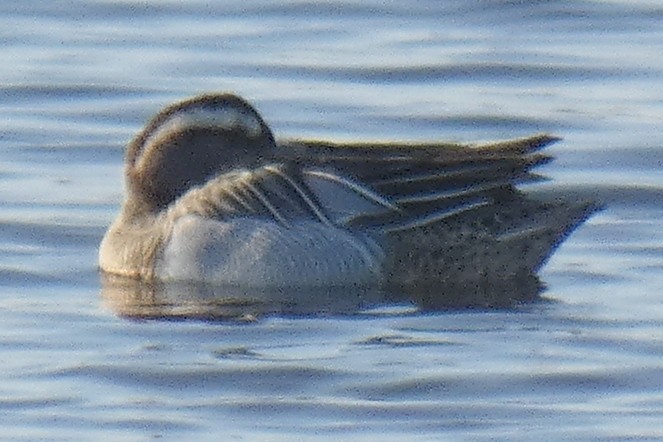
[167, 164, 398, 228]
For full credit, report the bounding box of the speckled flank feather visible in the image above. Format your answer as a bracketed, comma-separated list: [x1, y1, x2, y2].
[384, 199, 599, 308]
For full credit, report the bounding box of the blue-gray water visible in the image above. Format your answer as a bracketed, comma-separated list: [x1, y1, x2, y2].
[1, 1, 663, 440]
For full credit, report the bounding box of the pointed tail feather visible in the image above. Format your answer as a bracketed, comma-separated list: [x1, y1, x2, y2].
[496, 200, 602, 272]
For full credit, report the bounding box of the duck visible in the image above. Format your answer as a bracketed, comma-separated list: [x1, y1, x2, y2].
[99, 93, 600, 309]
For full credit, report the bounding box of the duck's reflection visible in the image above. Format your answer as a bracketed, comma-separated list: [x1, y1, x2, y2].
[100, 273, 409, 320]
[101, 273, 543, 320]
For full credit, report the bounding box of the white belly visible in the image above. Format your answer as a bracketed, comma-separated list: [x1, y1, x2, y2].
[155, 215, 384, 287]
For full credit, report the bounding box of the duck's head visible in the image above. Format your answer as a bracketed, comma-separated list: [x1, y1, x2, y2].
[124, 93, 276, 215]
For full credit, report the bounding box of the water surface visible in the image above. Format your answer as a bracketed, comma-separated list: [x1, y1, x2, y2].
[1, 1, 663, 440]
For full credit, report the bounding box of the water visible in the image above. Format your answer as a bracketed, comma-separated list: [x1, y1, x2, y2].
[1, 0, 663, 440]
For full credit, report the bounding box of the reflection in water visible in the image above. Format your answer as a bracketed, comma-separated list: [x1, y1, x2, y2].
[100, 274, 404, 320]
[100, 273, 543, 320]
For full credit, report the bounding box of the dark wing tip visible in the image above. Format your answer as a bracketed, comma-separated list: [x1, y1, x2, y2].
[473, 133, 562, 155]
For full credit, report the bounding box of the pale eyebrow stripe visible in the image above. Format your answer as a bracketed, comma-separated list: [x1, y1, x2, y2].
[142, 106, 264, 151]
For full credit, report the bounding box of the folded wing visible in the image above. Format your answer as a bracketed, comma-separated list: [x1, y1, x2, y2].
[278, 133, 560, 231]
[169, 133, 596, 246]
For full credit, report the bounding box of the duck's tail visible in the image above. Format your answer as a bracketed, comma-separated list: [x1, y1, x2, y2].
[494, 199, 602, 272]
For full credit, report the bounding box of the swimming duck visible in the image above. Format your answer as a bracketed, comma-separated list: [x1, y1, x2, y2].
[99, 93, 599, 308]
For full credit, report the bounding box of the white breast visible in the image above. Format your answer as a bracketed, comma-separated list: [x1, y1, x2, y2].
[155, 215, 384, 287]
